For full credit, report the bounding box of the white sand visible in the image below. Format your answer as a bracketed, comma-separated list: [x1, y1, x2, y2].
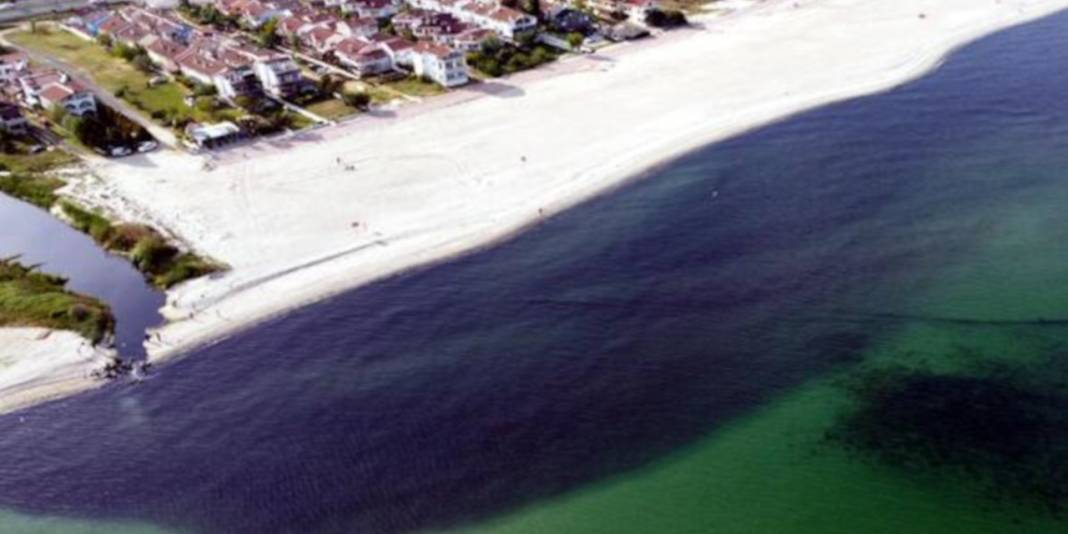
[0, 328, 115, 414]
[51, 0, 1068, 367]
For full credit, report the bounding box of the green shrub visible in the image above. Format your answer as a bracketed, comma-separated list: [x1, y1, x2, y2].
[131, 235, 178, 273]
[0, 174, 63, 208]
[60, 201, 113, 243]
[341, 90, 371, 110]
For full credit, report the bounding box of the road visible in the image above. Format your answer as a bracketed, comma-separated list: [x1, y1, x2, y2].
[0, 0, 127, 24]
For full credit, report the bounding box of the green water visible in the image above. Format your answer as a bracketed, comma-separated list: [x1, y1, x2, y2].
[457, 195, 1068, 534]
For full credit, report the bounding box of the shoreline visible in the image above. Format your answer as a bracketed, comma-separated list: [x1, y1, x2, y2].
[5, 0, 1067, 410]
[0, 328, 114, 415]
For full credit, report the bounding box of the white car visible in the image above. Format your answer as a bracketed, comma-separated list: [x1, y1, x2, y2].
[137, 140, 158, 153]
[109, 146, 133, 157]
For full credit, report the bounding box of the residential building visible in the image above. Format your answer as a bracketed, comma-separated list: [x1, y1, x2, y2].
[345, 0, 398, 20]
[0, 101, 28, 136]
[0, 53, 29, 84]
[334, 38, 393, 77]
[254, 54, 306, 97]
[453, 27, 495, 51]
[412, 42, 467, 87]
[589, 0, 660, 23]
[408, 0, 536, 41]
[18, 70, 97, 116]
[186, 120, 244, 149]
[378, 36, 416, 67]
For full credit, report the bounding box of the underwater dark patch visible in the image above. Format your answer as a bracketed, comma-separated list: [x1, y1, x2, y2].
[801, 331, 870, 367]
[829, 370, 1068, 514]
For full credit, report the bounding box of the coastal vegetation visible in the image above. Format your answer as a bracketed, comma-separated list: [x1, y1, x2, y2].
[0, 148, 76, 175]
[466, 39, 558, 78]
[59, 201, 221, 289]
[0, 257, 114, 343]
[0, 172, 64, 208]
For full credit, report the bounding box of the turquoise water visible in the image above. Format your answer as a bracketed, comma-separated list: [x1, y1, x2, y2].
[0, 9, 1067, 534]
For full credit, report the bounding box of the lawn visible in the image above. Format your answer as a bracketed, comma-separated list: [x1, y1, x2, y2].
[383, 76, 446, 98]
[0, 258, 114, 343]
[341, 81, 398, 105]
[303, 98, 358, 120]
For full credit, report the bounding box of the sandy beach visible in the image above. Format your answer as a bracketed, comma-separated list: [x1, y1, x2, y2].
[6, 0, 1066, 407]
[0, 328, 115, 414]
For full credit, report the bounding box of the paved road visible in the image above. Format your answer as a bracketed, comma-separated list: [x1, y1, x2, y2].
[0, 0, 127, 24]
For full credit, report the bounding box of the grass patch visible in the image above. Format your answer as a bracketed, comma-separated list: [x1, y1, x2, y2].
[284, 110, 315, 130]
[303, 98, 358, 120]
[0, 173, 65, 208]
[59, 201, 222, 288]
[383, 76, 446, 98]
[342, 81, 396, 105]
[0, 257, 114, 343]
[660, 0, 717, 13]
[0, 149, 76, 174]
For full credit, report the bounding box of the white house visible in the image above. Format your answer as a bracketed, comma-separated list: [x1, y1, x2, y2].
[18, 71, 97, 116]
[0, 53, 29, 84]
[254, 55, 305, 98]
[412, 42, 467, 87]
[378, 37, 416, 67]
[40, 81, 97, 116]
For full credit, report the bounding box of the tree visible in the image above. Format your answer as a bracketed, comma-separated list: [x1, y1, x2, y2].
[96, 33, 113, 49]
[0, 129, 15, 154]
[645, 9, 688, 28]
[132, 54, 155, 73]
[519, 0, 540, 16]
[480, 36, 502, 56]
[566, 32, 584, 49]
[193, 83, 217, 97]
[317, 74, 341, 96]
[195, 96, 217, 113]
[342, 90, 371, 110]
[257, 18, 280, 48]
[48, 104, 68, 125]
[234, 95, 258, 110]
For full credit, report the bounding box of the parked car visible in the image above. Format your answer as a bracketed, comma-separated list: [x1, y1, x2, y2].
[109, 146, 133, 157]
[137, 140, 158, 153]
[27, 144, 46, 154]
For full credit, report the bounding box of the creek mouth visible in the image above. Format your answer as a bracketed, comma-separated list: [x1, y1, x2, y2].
[0, 192, 165, 361]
